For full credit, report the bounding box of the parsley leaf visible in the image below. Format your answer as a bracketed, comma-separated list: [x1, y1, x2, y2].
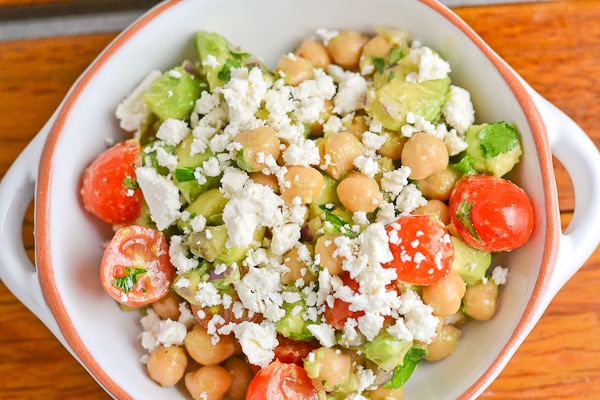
[478, 122, 520, 159]
[384, 347, 427, 389]
[217, 57, 243, 82]
[235, 149, 253, 172]
[388, 47, 405, 66]
[371, 56, 386, 74]
[450, 154, 477, 176]
[113, 267, 146, 293]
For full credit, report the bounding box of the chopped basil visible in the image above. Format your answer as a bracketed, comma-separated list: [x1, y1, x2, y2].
[371, 56, 386, 74]
[123, 175, 138, 190]
[388, 47, 405, 66]
[450, 154, 477, 176]
[113, 267, 146, 293]
[235, 149, 253, 172]
[384, 347, 427, 389]
[319, 204, 358, 238]
[175, 167, 196, 182]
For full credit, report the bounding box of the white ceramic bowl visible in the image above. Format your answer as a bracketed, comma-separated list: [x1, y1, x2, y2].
[2, 0, 600, 399]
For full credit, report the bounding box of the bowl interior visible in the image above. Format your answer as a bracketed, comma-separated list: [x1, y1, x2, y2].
[37, 0, 556, 399]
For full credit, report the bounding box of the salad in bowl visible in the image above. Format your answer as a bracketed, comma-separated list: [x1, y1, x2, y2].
[81, 26, 534, 399]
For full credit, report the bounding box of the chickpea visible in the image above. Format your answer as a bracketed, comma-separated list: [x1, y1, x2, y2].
[462, 281, 499, 321]
[416, 167, 459, 201]
[306, 347, 352, 392]
[280, 165, 324, 204]
[151, 290, 183, 321]
[413, 199, 450, 225]
[309, 99, 335, 138]
[146, 345, 188, 387]
[249, 171, 280, 193]
[321, 131, 363, 179]
[377, 132, 407, 161]
[315, 233, 344, 275]
[234, 126, 281, 172]
[337, 172, 383, 213]
[367, 385, 405, 400]
[424, 325, 462, 362]
[345, 115, 369, 139]
[275, 53, 314, 86]
[295, 38, 331, 69]
[401, 132, 449, 180]
[422, 271, 466, 317]
[223, 356, 254, 400]
[185, 365, 232, 400]
[184, 324, 236, 365]
[327, 30, 369, 70]
[282, 244, 317, 285]
[359, 35, 392, 74]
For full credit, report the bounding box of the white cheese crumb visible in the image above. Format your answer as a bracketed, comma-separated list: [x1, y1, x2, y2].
[135, 166, 181, 230]
[443, 85, 475, 134]
[156, 118, 190, 146]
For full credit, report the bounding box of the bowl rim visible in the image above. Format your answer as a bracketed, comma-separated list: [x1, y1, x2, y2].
[34, 0, 560, 398]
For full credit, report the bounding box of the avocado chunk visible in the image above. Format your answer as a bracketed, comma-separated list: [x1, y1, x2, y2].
[188, 225, 264, 264]
[465, 122, 522, 177]
[276, 295, 317, 341]
[184, 188, 228, 228]
[144, 66, 204, 122]
[308, 174, 340, 220]
[450, 236, 492, 285]
[173, 135, 222, 203]
[195, 31, 275, 91]
[172, 263, 209, 306]
[366, 51, 450, 131]
[363, 333, 413, 372]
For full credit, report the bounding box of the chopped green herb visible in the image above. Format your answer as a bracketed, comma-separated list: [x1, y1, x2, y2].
[384, 347, 427, 389]
[217, 57, 243, 82]
[235, 149, 253, 172]
[113, 267, 146, 293]
[388, 47, 405, 65]
[371, 56, 386, 74]
[123, 175, 138, 190]
[450, 155, 477, 176]
[456, 199, 480, 241]
[478, 122, 520, 159]
[319, 205, 358, 238]
[175, 167, 196, 182]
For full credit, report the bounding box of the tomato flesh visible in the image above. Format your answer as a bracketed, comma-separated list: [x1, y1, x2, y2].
[324, 272, 365, 330]
[383, 215, 454, 286]
[81, 139, 143, 225]
[100, 225, 173, 307]
[246, 360, 318, 400]
[449, 175, 534, 252]
[273, 336, 320, 366]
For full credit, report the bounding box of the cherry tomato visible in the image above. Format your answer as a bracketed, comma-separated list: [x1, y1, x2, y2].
[246, 360, 319, 400]
[449, 175, 534, 252]
[100, 225, 174, 307]
[273, 335, 320, 366]
[81, 139, 143, 225]
[323, 272, 365, 330]
[383, 215, 454, 286]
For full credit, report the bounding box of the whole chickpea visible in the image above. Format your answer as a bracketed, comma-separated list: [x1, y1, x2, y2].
[377, 132, 407, 161]
[234, 126, 281, 172]
[401, 132, 449, 180]
[425, 324, 462, 362]
[223, 356, 255, 400]
[295, 38, 331, 69]
[282, 244, 317, 285]
[462, 281, 499, 321]
[146, 345, 188, 387]
[422, 271, 467, 317]
[321, 131, 363, 179]
[275, 53, 314, 86]
[306, 347, 352, 392]
[151, 290, 183, 321]
[280, 165, 324, 204]
[368, 385, 405, 400]
[315, 233, 345, 275]
[359, 35, 392, 74]
[416, 167, 459, 201]
[412, 199, 451, 225]
[327, 30, 369, 70]
[185, 365, 232, 400]
[337, 172, 383, 213]
[184, 324, 236, 365]
[249, 171, 280, 193]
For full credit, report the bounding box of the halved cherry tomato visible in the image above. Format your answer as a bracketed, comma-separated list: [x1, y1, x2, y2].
[273, 335, 320, 366]
[81, 139, 143, 225]
[449, 174, 534, 252]
[100, 225, 173, 307]
[324, 272, 365, 330]
[383, 215, 454, 286]
[246, 360, 319, 400]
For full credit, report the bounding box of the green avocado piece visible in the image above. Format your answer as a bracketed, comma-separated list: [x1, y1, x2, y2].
[144, 66, 204, 122]
[183, 188, 228, 228]
[363, 333, 413, 372]
[188, 225, 265, 264]
[275, 296, 316, 341]
[465, 122, 522, 177]
[308, 174, 340, 220]
[450, 236, 492, 285]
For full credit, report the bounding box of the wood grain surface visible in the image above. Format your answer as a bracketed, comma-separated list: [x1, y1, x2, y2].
[1, 1, 599, 399]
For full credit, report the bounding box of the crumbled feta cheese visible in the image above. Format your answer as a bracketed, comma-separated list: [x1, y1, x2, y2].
[115, 70, 161, 132]
[135, 166, 181, 230]
[307, 323, 337, 348]
[156, 118, 190, 146]
[270, 223, 301, 256]
[169, 235, 197, 273]
[409, 46, 451, 82]
[443, 85, 475, 134]
[491, 266, 509, 285]
[233, 321, 279, 368]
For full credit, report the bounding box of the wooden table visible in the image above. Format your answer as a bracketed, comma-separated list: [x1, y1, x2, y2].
[1, 1, 599, 399]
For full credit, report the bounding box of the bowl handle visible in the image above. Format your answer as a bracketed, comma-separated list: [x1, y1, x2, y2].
[530, 90, 600, 301]
[0, 113, 71, 349]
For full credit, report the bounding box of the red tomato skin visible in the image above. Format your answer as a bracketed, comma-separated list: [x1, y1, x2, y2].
[81, 139, 143, 225]
[246, 360, 319, 400]
[449, 175, 534, 252]
[383, 215, 454, 286]
[324, 272, 365, 330]
[273, 336, 320, 366]
[100, 225, 173, 307]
